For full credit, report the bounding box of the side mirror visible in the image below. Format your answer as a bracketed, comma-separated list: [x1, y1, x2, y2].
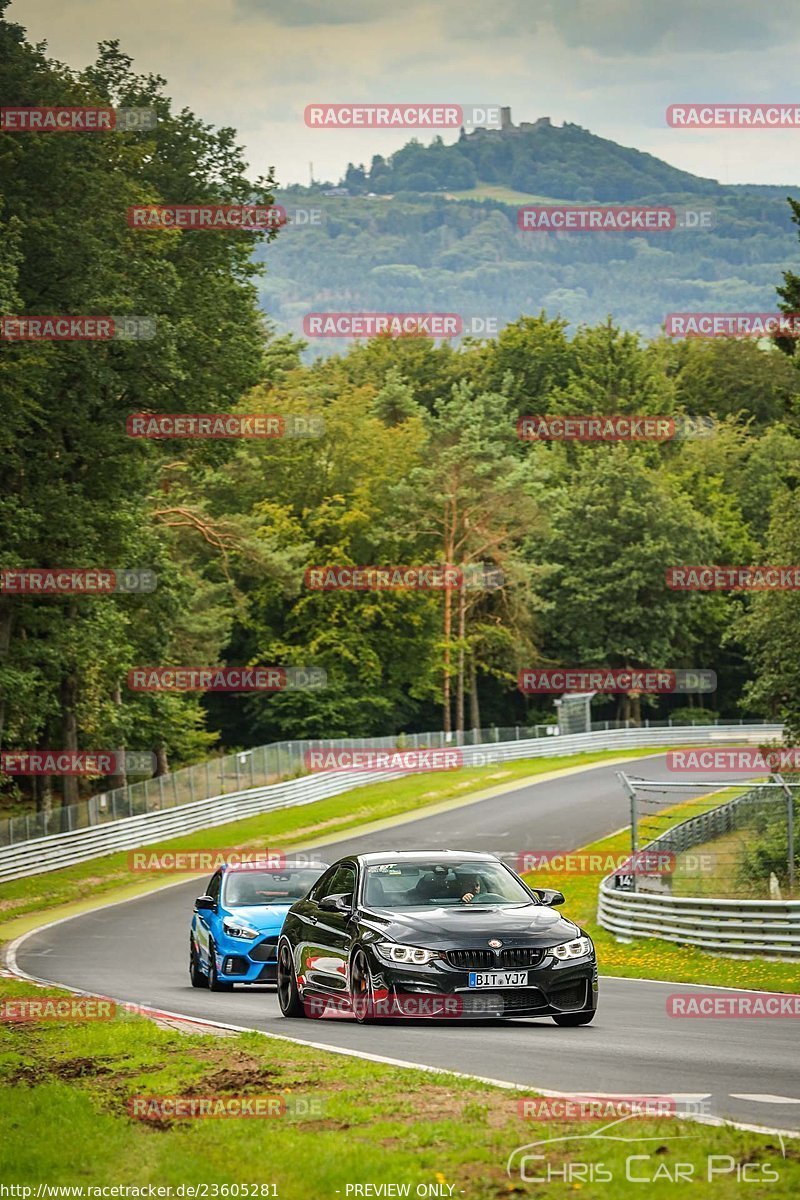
[533, 888, 565, 907]
[319, 892, 353, 914]
[195, 895, 215, 911]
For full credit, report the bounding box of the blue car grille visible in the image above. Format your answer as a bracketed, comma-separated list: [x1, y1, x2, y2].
[249, 937, 279, 962]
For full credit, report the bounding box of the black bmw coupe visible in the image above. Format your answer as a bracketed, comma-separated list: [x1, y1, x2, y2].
[276, 850, 597, 1024]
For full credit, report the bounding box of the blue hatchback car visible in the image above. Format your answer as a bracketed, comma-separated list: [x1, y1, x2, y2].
[190, 860, 328, 990]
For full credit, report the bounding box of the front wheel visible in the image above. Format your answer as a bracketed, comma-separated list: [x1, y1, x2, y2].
[207, 940, 234, 992]
[350, 948, 380, 1024]
[552, 1008, 595, 1026]
[189, 937, 207, 988]
[277, 941, 305, 1017]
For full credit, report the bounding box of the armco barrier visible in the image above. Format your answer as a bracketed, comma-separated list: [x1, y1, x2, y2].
[0, 717, 774, 848]
[598, 888, 800, 957]
[0, 723, 781, 883]
[598, 780, 800, 956]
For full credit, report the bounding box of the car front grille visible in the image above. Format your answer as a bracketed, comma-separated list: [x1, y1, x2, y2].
[499, 988, 548, 1012]
[249, 937, 278, 962]
[458, 988, 547, 1015]
[445, 949, 495, 970]
[500, 947, 545, 968]
[445, 947, 545, 970]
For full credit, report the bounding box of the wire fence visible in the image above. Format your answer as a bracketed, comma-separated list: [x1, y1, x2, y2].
[618, 773, 798, 900]
[0, 715, 775, 849]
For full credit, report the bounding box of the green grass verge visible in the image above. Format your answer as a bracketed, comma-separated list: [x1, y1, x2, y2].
[0, 976, 796, 1197]
[523, 789, 799, 992]
[0, 750, 654, 936]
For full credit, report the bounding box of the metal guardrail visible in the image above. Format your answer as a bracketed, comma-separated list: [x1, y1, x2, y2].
[598, 782, 800, 957]
[0, 715, 773, 848]
[598, 889, 800, 957]
[0, 722, 781, 884]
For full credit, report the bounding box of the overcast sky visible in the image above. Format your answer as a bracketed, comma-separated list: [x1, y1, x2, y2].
[11, 0, 800, 188]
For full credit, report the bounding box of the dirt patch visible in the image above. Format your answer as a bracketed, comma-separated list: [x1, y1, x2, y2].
[196, 1064, 282, 1091]
[9, 1055, 115, 1084]
[54, 1056, 114, 1080]
[7, 1064, 49, 1086]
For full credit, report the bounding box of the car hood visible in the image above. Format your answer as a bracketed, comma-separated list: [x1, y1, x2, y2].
[362, 903, 580, 946]
[225, 904, 292, 932]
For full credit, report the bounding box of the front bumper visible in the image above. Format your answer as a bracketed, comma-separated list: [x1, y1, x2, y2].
[363, 946, 598, 1018]
[215, 934, 279, 984]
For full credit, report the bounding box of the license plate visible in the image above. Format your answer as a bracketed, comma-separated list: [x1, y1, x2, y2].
[468, 970, 528, 988]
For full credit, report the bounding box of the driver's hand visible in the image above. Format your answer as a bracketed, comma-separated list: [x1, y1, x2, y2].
[461, 891, 475, 903]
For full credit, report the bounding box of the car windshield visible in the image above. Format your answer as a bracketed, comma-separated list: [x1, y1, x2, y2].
[223, 868, 323, 906]
[363, 861, 536, 908]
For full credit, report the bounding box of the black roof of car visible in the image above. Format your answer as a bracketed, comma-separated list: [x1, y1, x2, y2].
[355, 850, 501, 866]
[222, 860, 329, 873]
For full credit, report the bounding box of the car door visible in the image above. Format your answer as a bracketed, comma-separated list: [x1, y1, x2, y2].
[300, 861, 358, 993]
[194, 869, 222, 967]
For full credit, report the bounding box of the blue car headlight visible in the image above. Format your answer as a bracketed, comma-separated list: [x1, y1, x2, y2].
[222, 919, 259, 940]
[550, 936, 593, 961]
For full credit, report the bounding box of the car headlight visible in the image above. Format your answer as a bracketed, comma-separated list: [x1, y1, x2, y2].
[550, 936, 593, 960]
[373, 942, 440, 965]
[222, 919, 259, 940]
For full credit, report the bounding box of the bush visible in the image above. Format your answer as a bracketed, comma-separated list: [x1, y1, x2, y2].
[669, 707, 719, 725]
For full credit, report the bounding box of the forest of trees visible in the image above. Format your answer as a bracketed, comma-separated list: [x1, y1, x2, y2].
[3, 2, 800, 815]
[340, 121, 729, 200]
[265, 123, 796, 346]
[261, 189, 797, 349]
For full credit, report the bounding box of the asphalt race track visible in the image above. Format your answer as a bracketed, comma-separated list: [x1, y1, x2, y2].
[13, 753, 800, 1134]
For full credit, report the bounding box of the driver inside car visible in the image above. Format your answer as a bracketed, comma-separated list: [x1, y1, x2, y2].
[408, 868, 486, 905]
[454, 872, 484, 904]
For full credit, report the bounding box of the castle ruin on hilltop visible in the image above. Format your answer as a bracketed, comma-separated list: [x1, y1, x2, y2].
[461, 107, 553, 139]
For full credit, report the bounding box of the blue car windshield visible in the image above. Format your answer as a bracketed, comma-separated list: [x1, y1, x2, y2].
[223, 868, 322, 906]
